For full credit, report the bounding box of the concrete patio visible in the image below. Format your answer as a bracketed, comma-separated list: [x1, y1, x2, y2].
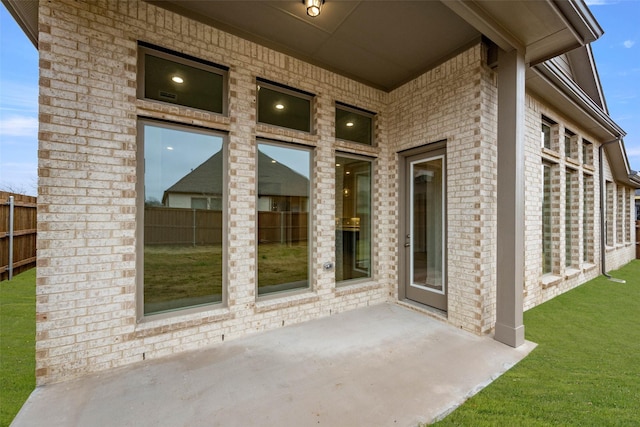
[11, 303, 535, 427]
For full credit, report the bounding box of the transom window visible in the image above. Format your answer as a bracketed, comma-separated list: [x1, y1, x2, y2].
[541, 116, 555, 150]
[138, 120, 226, 316]
[582, 140, 593, 165]
[138, 42, 228, 114]
[335, 103, 375, 145]
[257, 79, 313, 132]
[564, 129, 576, 159]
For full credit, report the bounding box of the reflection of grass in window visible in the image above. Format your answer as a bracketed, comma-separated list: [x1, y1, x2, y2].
[144, 245, 223, 303]
[144, 244, 308, 301]
[258, 242, 308, 287]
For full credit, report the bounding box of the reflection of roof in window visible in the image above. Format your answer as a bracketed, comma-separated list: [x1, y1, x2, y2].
[163, 150, 309, 203]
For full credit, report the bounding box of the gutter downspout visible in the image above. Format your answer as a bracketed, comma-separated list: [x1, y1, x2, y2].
[599, 138, 626, 283]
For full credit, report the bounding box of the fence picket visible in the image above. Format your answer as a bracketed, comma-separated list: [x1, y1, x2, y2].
[0, 192, 37, 280]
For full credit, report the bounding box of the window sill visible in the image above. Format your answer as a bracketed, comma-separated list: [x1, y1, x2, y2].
[335, 280, 380, 297]
[583, 262, 597, 273]
[566, 157, 580, 168]
[335, 139, 379, 157]
[565, 268, 581, 280]
[256, 123, 317, 144]
[540, 274, 562, 289]
[136, 100, 231, 129]
[583, 164, 595, 172]
[541, 148, 560, 162]
[135, 306, 232, 338]
[255, 291, 320, 313]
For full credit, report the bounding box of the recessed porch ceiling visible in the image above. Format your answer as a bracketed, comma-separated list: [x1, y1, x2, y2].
[3, 0, 601, 91]
[149, 0, 600, 92]
[151, 1, 479, 91]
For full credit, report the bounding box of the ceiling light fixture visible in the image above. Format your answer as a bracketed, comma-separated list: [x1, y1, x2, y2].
[303, 0, 324, 17]
[171, 76, 184, 84]
[346, 122, 354, 127]
[275, 103, 285, 110]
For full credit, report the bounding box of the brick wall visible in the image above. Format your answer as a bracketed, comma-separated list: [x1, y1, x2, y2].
[388, 44, 498, 334]
[35, 0, 399, 384]
[35, 0, 637, 385]
[522, 93, 636, 309]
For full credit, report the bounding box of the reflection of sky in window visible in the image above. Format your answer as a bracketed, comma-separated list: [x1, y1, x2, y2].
[144, 124, 223, 203]
[258, 143, 310, 178]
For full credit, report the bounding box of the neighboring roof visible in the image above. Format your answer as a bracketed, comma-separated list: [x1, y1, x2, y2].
[162, 150, 309, 202]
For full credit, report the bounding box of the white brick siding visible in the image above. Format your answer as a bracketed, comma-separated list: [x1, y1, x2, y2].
[35, 0, 637, 384]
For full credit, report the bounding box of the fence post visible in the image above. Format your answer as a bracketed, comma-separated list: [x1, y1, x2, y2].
[8, 196, 14, 280]
[193, 208, 196, 247]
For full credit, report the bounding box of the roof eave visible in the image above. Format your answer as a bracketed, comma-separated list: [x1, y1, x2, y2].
[1, 0, 38, 48]
[532, 61, 625, 139]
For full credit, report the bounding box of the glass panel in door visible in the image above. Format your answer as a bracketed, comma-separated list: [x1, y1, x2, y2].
[405, 154, 447, 310]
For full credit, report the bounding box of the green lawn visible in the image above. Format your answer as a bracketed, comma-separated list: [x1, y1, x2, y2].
[435, 260, 640, 426]
[2, 262, 640, 426]
[0, 269, 35, 427]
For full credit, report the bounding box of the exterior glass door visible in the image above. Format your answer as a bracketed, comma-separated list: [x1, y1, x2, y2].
[405, 152, 447, 310]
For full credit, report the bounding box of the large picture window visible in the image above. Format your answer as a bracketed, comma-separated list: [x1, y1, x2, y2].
[542, 164, 553, 274]
[257, 141, 311, 296]
[335, 155, 372, 283]
[583, 174, 594, 263]
[565, 170, 576, 267]
[139, 120, 225, 315]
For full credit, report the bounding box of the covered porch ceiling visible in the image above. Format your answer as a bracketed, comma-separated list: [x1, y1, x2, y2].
[149, 0, 601, 92]
[2, 0, 602, 92]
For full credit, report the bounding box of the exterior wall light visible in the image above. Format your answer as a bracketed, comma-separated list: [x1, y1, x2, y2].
[304, 0, 324, 17]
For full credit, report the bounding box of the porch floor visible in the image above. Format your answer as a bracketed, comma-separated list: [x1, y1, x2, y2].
[12, 303, 535, 427]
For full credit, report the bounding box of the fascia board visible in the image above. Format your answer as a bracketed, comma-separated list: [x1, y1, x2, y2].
[551, 0, 603, 44]
[445, 0, 602, 63]
[603, 141, 640, 188]
[441, 0, 524, 53]
[1, 0, 38, 48]
[532, 61, 625, 139]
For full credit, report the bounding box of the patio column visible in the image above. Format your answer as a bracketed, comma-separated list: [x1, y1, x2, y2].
[495, 48, 525, 348]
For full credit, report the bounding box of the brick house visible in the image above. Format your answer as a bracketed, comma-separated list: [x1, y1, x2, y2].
[4, 0, 640, 385]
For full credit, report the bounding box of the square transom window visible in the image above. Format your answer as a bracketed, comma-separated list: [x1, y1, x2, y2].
[335, 103, 375, 145]
[257, 80, 313, 132]
[138, 43, 227, 114]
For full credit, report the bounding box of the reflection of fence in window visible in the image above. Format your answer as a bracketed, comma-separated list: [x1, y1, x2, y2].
[258, 211, 308, 244]
[145, 207, 309, 246]
[144, 207, 223, 246]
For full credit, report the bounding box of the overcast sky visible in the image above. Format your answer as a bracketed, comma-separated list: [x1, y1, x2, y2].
[1, 1, 639, 197]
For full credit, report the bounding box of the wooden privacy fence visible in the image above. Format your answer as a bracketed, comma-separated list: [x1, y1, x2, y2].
[1, 192, 37, 281]
[145, 207, 308, 246]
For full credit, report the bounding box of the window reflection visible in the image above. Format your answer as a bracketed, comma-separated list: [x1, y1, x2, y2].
[336, 156, 372, 283]
[257, 142, 311, 295]
[335, 107, 373, 145]
[142, 122, 224, 315]
[257, 83, 312, 132]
